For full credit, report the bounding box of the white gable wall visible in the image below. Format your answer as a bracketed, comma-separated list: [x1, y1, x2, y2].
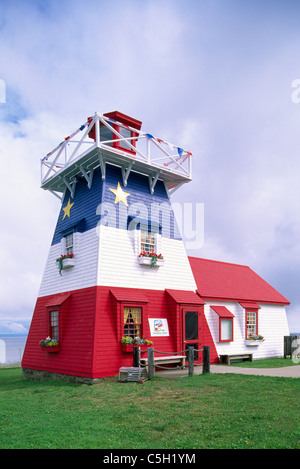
[204, 301, 290, 359]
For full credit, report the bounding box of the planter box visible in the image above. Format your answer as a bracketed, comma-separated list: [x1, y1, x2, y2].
[121, 344, 152, 353]
[138, 257, 164, 267]
[41, 345, 60, 353]
[62, 258, 75, 269]
[245, 340, 264, 346]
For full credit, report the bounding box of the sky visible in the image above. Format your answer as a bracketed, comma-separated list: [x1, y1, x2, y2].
[0, 0, 299, 334]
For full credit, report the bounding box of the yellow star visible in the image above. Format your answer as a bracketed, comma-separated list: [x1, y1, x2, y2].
[62, 198, 74, 220]
[109, 182, 130, 206]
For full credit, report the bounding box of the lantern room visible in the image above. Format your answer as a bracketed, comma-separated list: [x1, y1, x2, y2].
[88, 110, 142, 155]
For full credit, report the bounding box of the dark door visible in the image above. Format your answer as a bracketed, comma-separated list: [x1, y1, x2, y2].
[182, 308, 202, 363]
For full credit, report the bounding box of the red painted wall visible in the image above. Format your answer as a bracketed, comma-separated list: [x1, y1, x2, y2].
[22, 286, 219, 380]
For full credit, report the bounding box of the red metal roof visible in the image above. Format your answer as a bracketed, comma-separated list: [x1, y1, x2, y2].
[166, 289, 205, 305]
[210, 305, 235, 317]
[189, 257, 290, 305]
[110, 287, 149, 303]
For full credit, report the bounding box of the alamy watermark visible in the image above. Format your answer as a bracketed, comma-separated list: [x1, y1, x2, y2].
[291, 337, 300, 364]
[291, 78, 300, 103]
[96, 201, 205, 250]
[0, 79, 6, 104]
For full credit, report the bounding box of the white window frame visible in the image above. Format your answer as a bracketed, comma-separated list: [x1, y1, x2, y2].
[60, 231, 76, 256]
[138, 229, 161, 254]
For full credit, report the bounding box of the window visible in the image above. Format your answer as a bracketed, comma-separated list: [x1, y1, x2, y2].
[210, 306, 234, 343]
[119, 126, 132, 150]
[140, 230, 156, 252]
[220, 318, 233, 342]
[100, 125, 113, 146]
[246, 310, 258, 338]
[50, 311, 59, 341]
[65, 233, 73, 255]
[123, 307, 142, 339]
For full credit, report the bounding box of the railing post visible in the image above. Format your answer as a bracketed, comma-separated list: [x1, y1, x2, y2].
[133, 346, 140, 367]
[203, 346, 210, 374]
[95, 113, 100, 146]
[147, 347, 155, 379]
[188, 346, 194, 376]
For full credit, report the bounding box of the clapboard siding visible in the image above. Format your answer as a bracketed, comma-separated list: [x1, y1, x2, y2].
[22, 287, 97, 376]
[97, 225, 197, 291]
[39, 229, 99, 297]
[204, 301, 289, 359]
[51, 168, 104, 246]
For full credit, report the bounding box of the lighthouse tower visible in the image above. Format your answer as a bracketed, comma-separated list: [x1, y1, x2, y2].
[22, 111, 215, 383]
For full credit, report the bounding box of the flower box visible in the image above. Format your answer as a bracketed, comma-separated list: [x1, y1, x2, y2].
[245, 340, 264, 346]
[40, 345, 60, 353]
[62, 258, 75, 269]
[121, 342, 152, 353]
[56, 254, 75, 275]
[138, 257, 164, 267]
[121, 344, 151, 353]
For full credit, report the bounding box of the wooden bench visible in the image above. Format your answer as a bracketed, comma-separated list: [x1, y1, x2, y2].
[219, 354, 253, 365]
[140, 355, 186, 371]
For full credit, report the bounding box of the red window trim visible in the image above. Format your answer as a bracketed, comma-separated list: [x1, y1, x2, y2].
[49, 310, 59, 341]
[115, 301, 148, 342]
[245, 308, 259, 339]
[219, 316, 234, 343]
[123, 304, 143, 339]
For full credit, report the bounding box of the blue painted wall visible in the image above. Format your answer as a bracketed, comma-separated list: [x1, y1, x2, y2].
[51, 164, 180, 246]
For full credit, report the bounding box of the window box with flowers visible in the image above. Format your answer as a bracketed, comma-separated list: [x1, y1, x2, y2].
[138, 251, 164, 267]
[56, 253, 75, 275]
[245, 335, 264, 346]
[121, 336, 153, 353]
[40, 337, 60, 352]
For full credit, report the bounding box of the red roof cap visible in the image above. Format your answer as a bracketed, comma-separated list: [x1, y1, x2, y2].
[189, 257, 290, 305]
[104, 111, 142, 130]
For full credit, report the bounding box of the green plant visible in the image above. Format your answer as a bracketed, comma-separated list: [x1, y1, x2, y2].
[247, 335, 264, 341]
[40, 337, 59, 347]
[56, 253, 74, 275]
[121, 336, 153, 345]
[139, 251, 163, 267]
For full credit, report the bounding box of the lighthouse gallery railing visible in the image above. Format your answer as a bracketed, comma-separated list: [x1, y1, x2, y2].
[41, 112, 192, 191]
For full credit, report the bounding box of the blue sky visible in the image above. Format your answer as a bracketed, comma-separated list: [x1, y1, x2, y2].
[0, 0, 299, 334]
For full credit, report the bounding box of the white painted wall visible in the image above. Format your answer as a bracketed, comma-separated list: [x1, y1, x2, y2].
[97, 225, 197, 291]
[38, 229, 99, 297]
[38, 225, 197, 297]
[204, 301, 290, 359]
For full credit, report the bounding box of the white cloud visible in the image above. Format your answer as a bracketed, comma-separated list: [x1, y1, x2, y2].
[0, 0, 300, 332]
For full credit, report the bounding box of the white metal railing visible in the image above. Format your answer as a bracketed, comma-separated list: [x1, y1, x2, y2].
[41, 112, 193, 187]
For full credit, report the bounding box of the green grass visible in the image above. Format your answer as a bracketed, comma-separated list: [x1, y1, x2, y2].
[0, 368, 299, 449]
[230, 358, 300, 368]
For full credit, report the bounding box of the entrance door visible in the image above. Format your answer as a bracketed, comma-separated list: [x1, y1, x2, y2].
[182, 308, 202, 363]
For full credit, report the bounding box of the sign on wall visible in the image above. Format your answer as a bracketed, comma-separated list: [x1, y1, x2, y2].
[148, 318, 169, 337]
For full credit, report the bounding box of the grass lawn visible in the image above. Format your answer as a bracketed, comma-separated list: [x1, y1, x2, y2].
[230, 357, 300, 368]
[0, 368, 299, 449]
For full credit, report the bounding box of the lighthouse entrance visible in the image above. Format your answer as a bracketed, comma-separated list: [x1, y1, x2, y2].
[182, 308, 202, 364]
